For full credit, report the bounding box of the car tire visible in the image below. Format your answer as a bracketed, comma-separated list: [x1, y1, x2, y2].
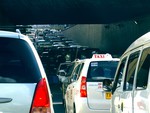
[64, 106, 67, 113]
[73, 104, 76, 113]
[62, 98, 65, 107]
[64, 101, 67, 113]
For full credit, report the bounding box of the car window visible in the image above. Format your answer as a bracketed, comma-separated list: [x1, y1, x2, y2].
[0, 38, 41, 83]
[136, 48, 150, 90]
[71, 64, 82, 81]
[123, 51, 140, 91]
[66, 62, 76, 77]
[76, 63, 84, 80]
[87, 61, 119, 80]
[112, 58, 127, 94]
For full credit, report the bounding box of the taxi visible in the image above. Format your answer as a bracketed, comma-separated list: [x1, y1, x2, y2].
[65, 53, 119, 113]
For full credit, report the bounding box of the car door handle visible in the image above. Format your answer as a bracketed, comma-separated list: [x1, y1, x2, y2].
[118, 103, 123, 111]
[0, 98, 12, 103]
[121, 102, 123, 111]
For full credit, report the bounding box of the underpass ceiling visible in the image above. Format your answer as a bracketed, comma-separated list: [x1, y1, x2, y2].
[0, 0, 150, 25]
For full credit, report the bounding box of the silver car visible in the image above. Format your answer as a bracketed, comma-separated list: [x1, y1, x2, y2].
[0, 30, 54, 113]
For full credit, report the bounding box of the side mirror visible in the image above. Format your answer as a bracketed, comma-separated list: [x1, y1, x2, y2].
[103, 79, 113, 92]
[71, 78, 76, 83]
[58, 70, 66, 76]
[103, 85, 112, 92]
[61, 77, 69, 83]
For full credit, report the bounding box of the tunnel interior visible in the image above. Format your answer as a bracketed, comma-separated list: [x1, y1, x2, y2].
[0, 0, 150, 25]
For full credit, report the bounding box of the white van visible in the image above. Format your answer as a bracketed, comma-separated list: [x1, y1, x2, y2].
[109, 32, 150, 113]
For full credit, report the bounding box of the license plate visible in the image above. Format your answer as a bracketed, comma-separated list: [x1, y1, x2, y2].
[105, 92, 112, 99]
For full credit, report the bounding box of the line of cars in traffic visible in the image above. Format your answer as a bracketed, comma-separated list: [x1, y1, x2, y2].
[17, 29, 150, 113]
[57, 31, 150, 113]
[1, 28, 150, 113]
[28, 30, 102, 79]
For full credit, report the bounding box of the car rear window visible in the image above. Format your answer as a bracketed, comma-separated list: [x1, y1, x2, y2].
[87, 61, 119, 80]
[0, 38, 42, 83]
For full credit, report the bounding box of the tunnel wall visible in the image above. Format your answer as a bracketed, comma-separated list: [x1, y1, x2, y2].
[63, 16, 150, 56]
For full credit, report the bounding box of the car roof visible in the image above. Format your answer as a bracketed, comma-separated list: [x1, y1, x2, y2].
[73, 59, 86, 63]
[123, 31, 150, 55]
[86, 54, 120, 62]
[0, 30, 33, 45]
[0, 30, 20, 39]
[84, 58, 120, 63]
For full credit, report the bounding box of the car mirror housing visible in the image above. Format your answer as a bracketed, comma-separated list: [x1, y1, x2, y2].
[61, 78, 69, 83]
[102, 79, 113, 92]
[58, 70, 66, 76]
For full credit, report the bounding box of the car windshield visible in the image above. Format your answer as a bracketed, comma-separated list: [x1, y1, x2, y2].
[87, 61, 119, 80]
[0, 37, 41, 83]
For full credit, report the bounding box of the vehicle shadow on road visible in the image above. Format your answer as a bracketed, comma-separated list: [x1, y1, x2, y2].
[50, 84, 65, 113]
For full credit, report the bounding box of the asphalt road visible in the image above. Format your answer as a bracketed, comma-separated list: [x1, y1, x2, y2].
[50, 84, 65, 113]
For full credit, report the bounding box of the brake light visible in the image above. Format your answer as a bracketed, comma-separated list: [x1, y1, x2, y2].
[80, 76, 87, 97]
[30, 78, 51, 113]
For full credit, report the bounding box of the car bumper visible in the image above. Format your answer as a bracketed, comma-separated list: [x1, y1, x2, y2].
[75, 98, 110, 113]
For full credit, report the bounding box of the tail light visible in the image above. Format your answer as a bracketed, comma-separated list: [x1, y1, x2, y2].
[30, 78, 51, 113]
[80, 76, 87, 97]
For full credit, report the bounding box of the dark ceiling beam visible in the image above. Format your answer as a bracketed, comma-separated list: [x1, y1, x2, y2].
[0, 0, 150, 25]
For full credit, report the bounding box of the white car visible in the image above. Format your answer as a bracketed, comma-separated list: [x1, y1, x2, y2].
[0, 30, 54, 113]
[65, 54, 119, 113]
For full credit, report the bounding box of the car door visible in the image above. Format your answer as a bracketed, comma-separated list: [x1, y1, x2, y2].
[62, 62, 76, 105]
[66, 63, 84, 113]
[111, 57, 127, 113]
[120, 51, 140, 113]
[133, 47, 150, 113]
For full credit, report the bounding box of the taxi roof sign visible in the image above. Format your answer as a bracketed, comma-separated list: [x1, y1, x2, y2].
[92, 53, 112, 59]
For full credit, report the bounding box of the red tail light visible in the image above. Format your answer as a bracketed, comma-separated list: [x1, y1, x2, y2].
[80, 76, 87, 97]
[30, 78, 51, 113]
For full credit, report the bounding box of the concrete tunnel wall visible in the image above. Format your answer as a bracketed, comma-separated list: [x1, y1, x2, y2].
[63, 16, 150, 56]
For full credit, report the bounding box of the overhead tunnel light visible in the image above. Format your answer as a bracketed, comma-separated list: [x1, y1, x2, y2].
[134, 21, 138, 24]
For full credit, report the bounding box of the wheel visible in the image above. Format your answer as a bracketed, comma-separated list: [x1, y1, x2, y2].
[73, 104, 76, 113]
[64, 106, 67, 113]
[64, 101, 68, 113]
[62, 98, 65, 107]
